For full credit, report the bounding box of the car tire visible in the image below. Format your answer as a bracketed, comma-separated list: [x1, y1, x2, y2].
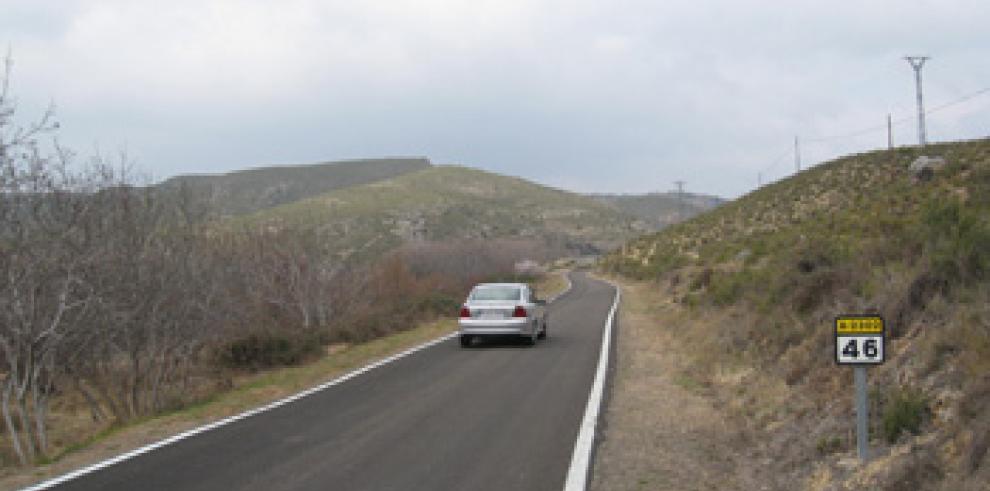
[537, 320, 548, 340]
[522, 329, 537, 346]
[459, 335, 472, 348]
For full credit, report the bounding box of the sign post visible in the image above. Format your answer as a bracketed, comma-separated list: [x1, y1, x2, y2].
[854, 366, 868, 461]
[835, 315, 885, 463]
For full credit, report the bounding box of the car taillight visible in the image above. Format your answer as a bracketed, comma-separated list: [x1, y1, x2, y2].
[460, 306, 471, 318]
[512, 305, 527, 318]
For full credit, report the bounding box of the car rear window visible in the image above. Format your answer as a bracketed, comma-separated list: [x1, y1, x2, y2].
[470, 286, 522, 301]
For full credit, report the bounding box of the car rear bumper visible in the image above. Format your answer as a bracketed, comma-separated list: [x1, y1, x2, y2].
[458, 318, 535, 336]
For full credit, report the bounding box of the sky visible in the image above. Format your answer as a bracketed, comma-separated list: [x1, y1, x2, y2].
[3, 0, 989, 199]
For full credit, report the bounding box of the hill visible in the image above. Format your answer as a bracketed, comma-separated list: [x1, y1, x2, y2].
[590, 191, 724, 229]
[602, 138, 990, 490]
[159, 157, 431, 217]
[234, 165, 647, 263]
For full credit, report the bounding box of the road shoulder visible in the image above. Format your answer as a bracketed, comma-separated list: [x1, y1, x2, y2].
[590, 276, 761, 491]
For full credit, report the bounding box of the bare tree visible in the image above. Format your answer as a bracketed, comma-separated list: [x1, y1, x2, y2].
[0, 53, 97, 464]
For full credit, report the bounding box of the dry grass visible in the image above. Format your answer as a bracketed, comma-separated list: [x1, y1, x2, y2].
[535, 269, 570, 300]
[590, 277, 762, 491]
[597, 137, 990, 490]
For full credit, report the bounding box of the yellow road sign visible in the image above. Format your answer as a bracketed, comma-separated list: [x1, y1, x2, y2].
[835, 316, 884, 335]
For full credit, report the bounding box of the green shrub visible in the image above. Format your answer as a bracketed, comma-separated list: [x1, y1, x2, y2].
[922, 198, 990, 284]
[816, 436, 843, 455]
[882, 386, 930, 443]
[708, 271, 745, 306]
[215, 331, 321, 370]
[414, 292, 460, 316]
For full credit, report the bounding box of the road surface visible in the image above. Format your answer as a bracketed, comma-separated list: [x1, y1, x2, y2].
[42, 272, 617, 491]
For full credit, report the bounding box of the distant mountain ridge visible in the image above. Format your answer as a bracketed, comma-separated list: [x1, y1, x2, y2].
[159, 157, 431, 217]
[590, 191, 724, 229]
[232, 165, 648, 263]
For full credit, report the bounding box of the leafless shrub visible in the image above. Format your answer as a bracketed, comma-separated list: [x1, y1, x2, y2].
[0, 55, 558, 465]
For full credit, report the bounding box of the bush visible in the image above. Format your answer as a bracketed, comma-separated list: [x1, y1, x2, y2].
[922, 198, 990, 285]
[882, 386, 930, 443]
[215, 331, 322, 370]
[708, 271, 745, 306]
[816, 436, 843, 455]
[414, 293, 460, 316]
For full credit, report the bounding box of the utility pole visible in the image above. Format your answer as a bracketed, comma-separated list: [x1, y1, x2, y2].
[674, 180, 685, 222]
[794, 136, 801, 172]
[904, 56, 930, 146]
[887, 113, 894, 150]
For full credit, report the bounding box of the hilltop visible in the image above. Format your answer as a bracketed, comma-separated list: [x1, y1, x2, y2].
[601, 138, 990, 490]
[234, 165, 647, 263]
[590, 191, 724, 229]
[159, 157, 431, 217]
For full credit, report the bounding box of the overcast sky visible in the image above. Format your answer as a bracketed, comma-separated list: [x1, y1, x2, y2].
[4, 0, 989, 198]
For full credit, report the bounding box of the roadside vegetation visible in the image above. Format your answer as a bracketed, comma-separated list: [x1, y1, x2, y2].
[601, 138, 990, 489]
[0, 63, 569, 475]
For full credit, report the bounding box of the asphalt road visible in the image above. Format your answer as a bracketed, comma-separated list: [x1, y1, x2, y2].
[44, 272, 617, 491]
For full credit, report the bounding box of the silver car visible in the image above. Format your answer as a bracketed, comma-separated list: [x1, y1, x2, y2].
[458, 283, 547, 347]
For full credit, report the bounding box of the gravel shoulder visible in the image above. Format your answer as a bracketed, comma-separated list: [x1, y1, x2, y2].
[591, 276, 764, 491]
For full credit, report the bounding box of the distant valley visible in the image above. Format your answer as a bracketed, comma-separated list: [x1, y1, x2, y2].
[590, 191, 725, 229]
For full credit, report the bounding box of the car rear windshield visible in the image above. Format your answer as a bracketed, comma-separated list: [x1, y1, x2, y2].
[470, 286, 522, 301]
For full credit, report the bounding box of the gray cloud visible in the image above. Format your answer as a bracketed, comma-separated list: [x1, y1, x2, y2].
[4, 0, 989, 198]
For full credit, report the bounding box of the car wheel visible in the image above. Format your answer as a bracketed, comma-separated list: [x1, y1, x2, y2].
[538, 320, 548, 340]
[459, 335, 472, 348]
[523, 326, 537, 346]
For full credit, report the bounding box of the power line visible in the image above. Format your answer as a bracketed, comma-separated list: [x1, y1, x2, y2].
[802, 84, 990, 145]
[926, 86, 990, 115]
[762, 147, 792, 171]
[753, 78, 990, 191]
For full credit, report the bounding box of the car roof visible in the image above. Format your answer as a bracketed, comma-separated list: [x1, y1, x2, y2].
[473, 283, 527, 288]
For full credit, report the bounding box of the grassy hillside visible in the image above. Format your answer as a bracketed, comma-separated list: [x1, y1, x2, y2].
[233, 165, 646, 263]
[602, 138, 990, 490]
[159, 157, 431, 217]
[590, 191, 724, 229]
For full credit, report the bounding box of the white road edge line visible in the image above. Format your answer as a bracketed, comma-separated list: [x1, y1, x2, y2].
[20, 333, 457, 491]
[21, 270, 575, 491]
[563, 278, 619, 491]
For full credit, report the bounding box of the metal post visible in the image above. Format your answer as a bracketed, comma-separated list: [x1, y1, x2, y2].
[674, 180, 685, 222]
[855, 366, 869, 463]
[794, 136, 801, 172]
[887, 113, 894, 150]
[904, 56, 929, 146]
